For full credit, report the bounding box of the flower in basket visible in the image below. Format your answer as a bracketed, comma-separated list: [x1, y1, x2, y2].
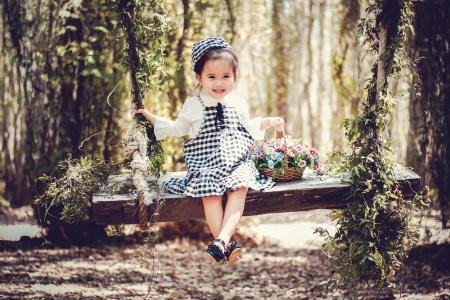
[251, 136, 320, 180]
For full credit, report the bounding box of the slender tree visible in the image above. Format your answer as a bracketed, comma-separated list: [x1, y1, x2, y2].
[272, 0, 288, 124]
[331, 0, 363, 150]
[304, 0, 315, 146]
[408, 0, 450, 227]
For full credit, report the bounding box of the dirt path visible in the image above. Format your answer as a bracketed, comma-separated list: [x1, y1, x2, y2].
[1, 211, 449, 299]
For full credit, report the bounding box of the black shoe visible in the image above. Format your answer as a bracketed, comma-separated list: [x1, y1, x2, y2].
[204, 238, 227, 264]
[224, 240, 242, 265]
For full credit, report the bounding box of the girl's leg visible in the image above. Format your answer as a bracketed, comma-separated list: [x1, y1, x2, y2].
[217, 187, 248, 247]
[202, 195, 224, 239]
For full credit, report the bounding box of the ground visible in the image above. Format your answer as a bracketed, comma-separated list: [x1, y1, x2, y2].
[0, 209, 449, 299]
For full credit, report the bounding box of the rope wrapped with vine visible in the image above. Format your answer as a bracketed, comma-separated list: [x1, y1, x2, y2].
[123, 122, 158, 206]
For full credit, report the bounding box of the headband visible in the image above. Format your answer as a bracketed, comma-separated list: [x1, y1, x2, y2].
[192, 37, 231, 70]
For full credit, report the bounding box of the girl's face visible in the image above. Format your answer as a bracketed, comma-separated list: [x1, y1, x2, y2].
[196, 59, 236, 99]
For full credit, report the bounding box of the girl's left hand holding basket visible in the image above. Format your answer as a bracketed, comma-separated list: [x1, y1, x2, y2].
[262, 117, 285, 132]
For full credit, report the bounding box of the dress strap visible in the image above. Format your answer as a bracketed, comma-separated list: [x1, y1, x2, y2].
[197, 95, 206, 108]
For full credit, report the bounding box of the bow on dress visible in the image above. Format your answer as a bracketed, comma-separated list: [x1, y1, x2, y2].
[215, 103, 226, 130]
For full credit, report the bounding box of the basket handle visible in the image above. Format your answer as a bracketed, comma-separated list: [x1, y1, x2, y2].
[273, 126, 285, 139]
[272, 127, 288, 166]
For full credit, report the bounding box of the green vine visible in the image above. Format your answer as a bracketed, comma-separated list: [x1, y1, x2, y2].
[35, 156, 120, 224]
[116, 0, 171, 176]
[318, 0, 430, 293]
[117, 0, 172, 103]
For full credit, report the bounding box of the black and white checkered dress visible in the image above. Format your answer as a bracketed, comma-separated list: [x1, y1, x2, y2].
[163, 95, 274, 197]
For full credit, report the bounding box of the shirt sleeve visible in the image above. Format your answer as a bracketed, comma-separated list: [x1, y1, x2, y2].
[237, 98, 266, 140]
[153, 97, 198, 141]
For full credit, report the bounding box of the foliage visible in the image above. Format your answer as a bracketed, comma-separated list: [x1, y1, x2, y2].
[105, 224, 125, 237]
[35, 0, 172, 227]
[37, 0, 129, 161]
[53, 0, 127, 160]
[319, 0, 431, 292]
[0, 196, 10, 209]
[1, 0, 128, 207]
[35, 123, 164, 226]
[116, 0, 172, 102]
[116, 0, 171, 177]
[141, 119, 166, 178]
[35, 156, 120, 224]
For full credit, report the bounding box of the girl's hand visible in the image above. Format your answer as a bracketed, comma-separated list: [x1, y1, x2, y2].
[135, 108, 150, 118]
[135, 108, 156, 124]
[263, 117, 285, 132]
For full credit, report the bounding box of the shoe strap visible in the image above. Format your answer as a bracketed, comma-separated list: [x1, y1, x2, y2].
[206, 244, 226, 264]
[213, 238, 226, 248]
[228, 240, 238, 248]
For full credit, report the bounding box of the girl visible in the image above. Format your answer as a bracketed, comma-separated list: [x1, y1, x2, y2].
[136, 37, 284, 265]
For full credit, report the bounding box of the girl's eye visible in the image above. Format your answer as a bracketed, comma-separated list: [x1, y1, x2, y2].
[224, 75, 230, 78]
[208, 76, 215, 79]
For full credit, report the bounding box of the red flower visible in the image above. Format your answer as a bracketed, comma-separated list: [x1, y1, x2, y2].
[309, 149, 318, 156]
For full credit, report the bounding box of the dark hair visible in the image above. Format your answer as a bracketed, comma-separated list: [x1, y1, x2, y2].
[193, 47, 239, 78]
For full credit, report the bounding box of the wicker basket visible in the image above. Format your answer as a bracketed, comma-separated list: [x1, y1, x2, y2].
[257, 129, 306, 182]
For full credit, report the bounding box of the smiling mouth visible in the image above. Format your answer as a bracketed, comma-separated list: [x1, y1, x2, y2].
[213, 90, 225, 93]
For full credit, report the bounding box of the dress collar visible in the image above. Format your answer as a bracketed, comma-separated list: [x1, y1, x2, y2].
[199, 90, 233, 106]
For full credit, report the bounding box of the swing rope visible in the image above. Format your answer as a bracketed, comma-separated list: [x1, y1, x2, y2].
[118, 0, 162, 230]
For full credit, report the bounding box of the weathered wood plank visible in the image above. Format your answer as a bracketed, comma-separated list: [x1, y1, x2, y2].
[92, 165, 421, 225]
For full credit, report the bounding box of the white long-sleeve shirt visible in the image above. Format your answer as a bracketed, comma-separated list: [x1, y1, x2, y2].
[153, 90, 265, 141]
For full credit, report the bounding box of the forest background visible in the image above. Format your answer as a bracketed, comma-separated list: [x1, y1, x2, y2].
[1, 0, 448, 227]
[0, 0, 449, 298]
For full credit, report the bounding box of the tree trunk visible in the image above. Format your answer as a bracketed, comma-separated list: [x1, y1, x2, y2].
[292, 2, 304, 139]
[272, 0, 288, 124]
[225, 0, 236, 44]
[304, 0, 315, 146]
[331, 0, 362, 150]
[1, 48, 31, 207]
[171, 0, 190, 115]
[409, 0, 450, 227]
[2, 1, 39, 207]
[315, 0, 325, 149]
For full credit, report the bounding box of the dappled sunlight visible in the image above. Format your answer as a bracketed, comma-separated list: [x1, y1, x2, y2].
[243, 210, 336, 250]
[1, 228, 448, 299]
[253, 222, 336, 249]
[0, 224, 41, 241]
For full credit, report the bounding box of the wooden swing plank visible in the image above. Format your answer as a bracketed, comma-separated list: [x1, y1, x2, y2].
[92, 165, 421, 225]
